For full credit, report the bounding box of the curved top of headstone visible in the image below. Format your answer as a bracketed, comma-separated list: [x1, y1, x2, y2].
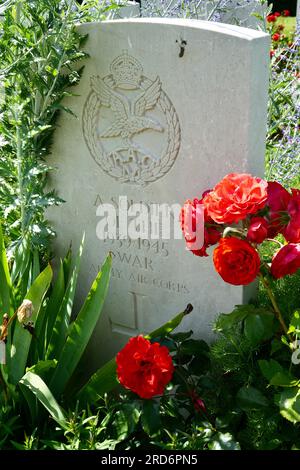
[78, 17, 269, 41]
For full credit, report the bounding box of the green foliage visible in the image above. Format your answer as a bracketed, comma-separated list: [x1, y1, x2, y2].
[0, 223, 116, 439]
[0, 0, 87, 260]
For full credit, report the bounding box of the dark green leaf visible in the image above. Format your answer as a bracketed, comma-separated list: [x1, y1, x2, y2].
[236, 386, 269, 410]
[141, 400, 161, 436]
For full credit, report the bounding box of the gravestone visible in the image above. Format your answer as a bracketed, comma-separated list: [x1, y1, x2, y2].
[48, 18, 269, 368]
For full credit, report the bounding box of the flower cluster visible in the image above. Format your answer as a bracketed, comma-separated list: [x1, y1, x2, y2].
[267, 9, 293, 57]
[181, 173, 300, 285]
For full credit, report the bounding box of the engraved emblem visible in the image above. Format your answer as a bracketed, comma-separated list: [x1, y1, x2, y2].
[82, 50, 181, 185]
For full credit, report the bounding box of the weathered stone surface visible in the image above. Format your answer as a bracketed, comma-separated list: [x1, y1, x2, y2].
[48, 19, 269, 368]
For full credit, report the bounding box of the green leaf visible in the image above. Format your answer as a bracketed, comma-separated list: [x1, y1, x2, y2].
[113, 404, 141, 441]
[288, 310, 300, 334]
[19, 371, 67, 428]
[270, 372, 300, 388]
[63, 247, 72, 285]
[214, 305, 249, 333]
[244, 311, 276, 346]
[45, 260, 65, 349]
[0, 222, 11, 317]
[10, 265, 52, 385]
[145, 304, 193, 340]
[46, 237, 84, 360]
[11, 235, 31, 284]
[141, 400, 161, 436]
[49, 254, 112, 397]
[179, 339, 209, 357]
[168, 330, 193, 342]
[76, 358, 118, 403]
[26, 359, 57, 377]
[278, 388, 300, 423]
[208, 432, 240, 450]
[236, 386, 269, 410]
[259, 359, 284, 382]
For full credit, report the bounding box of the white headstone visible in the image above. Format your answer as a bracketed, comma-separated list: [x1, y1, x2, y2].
[48, 19, 269, 368]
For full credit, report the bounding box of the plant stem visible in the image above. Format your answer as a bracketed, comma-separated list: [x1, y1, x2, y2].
[0, 366, 8, 402]
[259, 273, 289, 336]
[16, 123, 25, 236]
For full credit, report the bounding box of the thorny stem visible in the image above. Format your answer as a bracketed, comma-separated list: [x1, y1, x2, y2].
[259, 273, 289, 337]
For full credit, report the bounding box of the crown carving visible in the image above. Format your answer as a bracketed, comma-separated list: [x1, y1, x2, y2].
[110, 50, 143, 89]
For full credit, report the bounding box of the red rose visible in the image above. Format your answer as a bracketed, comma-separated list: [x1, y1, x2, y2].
[213, 237, 261, 285]
[116, 336, 174, 399]
[247, 217, 268, 244]
[267, 14, 276, 22]
[203, 173, 268, 224]
[271, 243, 300, 279]
[267, 181, 291, 237]
[272, 33, 280, 41]
[283, 191, 300, 243]
[180, 198, 206, 256]
[180, 195, 220, 257]
[213, 237, 260, 285]
[282, 9, 290, 16]
[274, 12, 281, 17]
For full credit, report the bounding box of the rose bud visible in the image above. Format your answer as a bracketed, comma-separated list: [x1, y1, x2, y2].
[271, 243, 300, 279]
[247, 217, 268, 244]
[17, 299, 34, 324]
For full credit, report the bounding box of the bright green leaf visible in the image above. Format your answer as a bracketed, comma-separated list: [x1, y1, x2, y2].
[19, 371, 66, 428]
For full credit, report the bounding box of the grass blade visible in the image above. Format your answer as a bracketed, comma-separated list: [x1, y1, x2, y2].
[50, 253, 112, 397]
[0, 222, 11, 318]
[10, 265, 52, 384]
[46, 236, 84, 360]
[19, 371, 67, 428]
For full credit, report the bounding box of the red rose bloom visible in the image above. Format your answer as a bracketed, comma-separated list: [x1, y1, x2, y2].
[267, 181, 291, 237]
[180, 198, 205, 256]
[282, 9, 290, 16]
[283, 190, 300, 243]
[274, 12, 281, 17]
[203, 173, 268, 224]
[213, 237, 260, 285]
[116, 336, 174, 399]
[247, 217, 268, 244]
[271, 243, 300, 279]
[180, 195, 220, 256]
[272, 33, 280, 41]
[267, 14, 276, 22]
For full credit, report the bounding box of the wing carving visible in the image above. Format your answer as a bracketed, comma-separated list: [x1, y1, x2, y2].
[134, 77, 162, 116]
[90, 76, 129, 122]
